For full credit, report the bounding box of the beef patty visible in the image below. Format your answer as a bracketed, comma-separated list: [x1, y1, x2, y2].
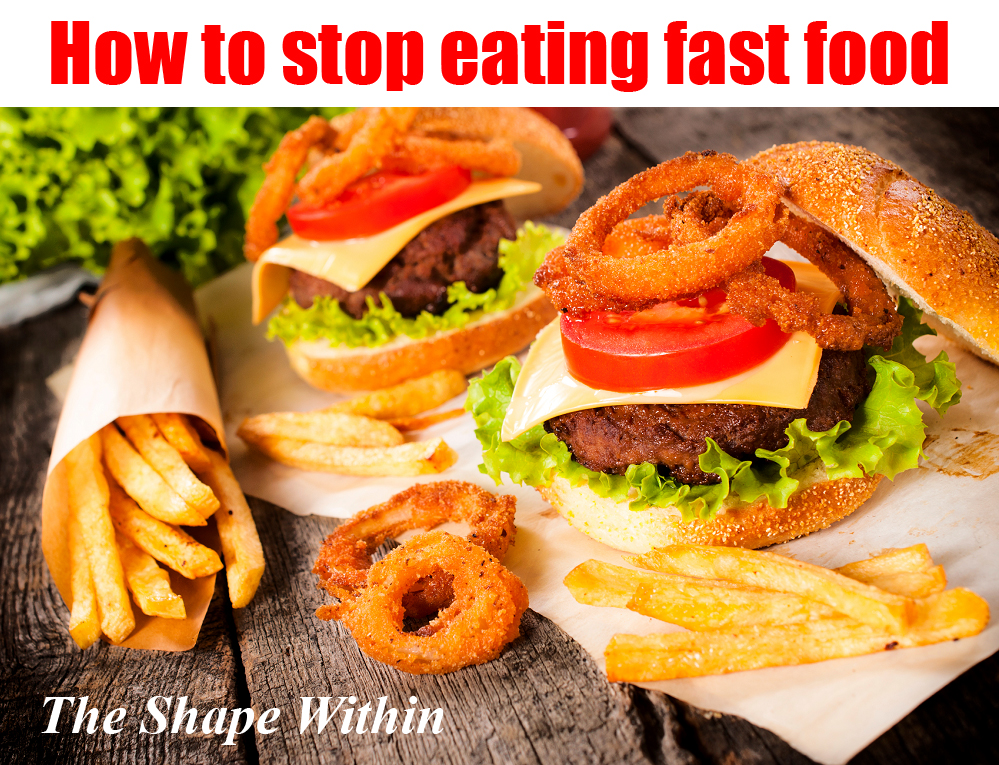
[288, 201, 515, 319]
[544, 349, 871, 485]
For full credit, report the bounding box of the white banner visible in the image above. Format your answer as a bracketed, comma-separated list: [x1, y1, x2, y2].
[2, 0, 995, 106]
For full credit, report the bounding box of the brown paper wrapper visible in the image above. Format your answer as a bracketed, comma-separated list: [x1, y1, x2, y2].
[42, 239, 228, 651]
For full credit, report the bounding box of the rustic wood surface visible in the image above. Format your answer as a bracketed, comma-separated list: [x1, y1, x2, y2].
[1, 108, 997, 765]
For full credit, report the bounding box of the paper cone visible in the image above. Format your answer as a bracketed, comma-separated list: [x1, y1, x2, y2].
[42, 239, 227, 651]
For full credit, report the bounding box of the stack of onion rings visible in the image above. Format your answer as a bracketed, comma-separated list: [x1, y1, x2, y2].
[296, 106, 418, 207]
[243, 107, 528, 261]
[326, 530, 528, 675]
[313, 481, 517, 619]
[726, 216, 903, 350]
[535, 149, 902, 351]
[536, 151, 789, 312]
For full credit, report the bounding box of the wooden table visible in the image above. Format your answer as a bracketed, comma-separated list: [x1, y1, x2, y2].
[2, 108, 997, 765]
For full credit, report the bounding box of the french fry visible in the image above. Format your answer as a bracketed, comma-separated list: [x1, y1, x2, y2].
[387, 408, 465, 432]
[564, 560, 668, 608]
[100, 424, 206, 526]
[108, 477, 222, 579]
[836, 544, 934, 580]
[326, 369, 467, 419]
[605, 588, 990, 682]
[65, 435, 135, 644]
[834, 546, 946, 598]
[246, 435, 459, 476]
[197, 450, 265, 608]
[628, 580, 837, 630]
[848, 566, 947, 599]
[116, 533, 186, 619]
[566, 560, 838, 629]
[151, 413, 213, 473]
[67, 510, 101, 649]
[238, 411, 404, 447]
[117, 415, 219, 518]
[631, 545, 914, 633]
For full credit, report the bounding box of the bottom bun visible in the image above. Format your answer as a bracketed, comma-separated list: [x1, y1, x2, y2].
[286, 286, 558, 392]
[538, 461, 883, 553]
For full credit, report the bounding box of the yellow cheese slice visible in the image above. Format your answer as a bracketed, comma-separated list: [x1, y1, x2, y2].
[251, 177, 542, 324]
[501, 260, 842, 441]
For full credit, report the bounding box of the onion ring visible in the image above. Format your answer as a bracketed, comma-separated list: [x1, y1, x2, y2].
[726, 215, 902, 350]
[329, 109, 369, 151]
[383, 135, 522, 177]
[243, 115, 333, 261]
[312, 481, 516, 619]
[324, 530, 528, 675]
[537, 151, 788, 311]
[662, 190, 736, 243]
[296, 107, 418, 207]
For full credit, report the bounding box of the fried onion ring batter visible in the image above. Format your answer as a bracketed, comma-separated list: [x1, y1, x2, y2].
[312, 481, 516, 619]
[726, 216, 902, 350]
[324, 531, 528, 675]
[243, 115, 334, 262]
[296, 107, 418, 207]
[384, 135, 522, 177]
[536, 151, 788, 311]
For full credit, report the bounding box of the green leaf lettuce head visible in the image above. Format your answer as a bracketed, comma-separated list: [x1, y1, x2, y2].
[1, 107, 349, 286]
[267, 222, 564, 349]
[465, 297, 961, 522]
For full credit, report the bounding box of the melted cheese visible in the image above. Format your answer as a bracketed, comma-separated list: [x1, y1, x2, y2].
[501, 260, 842, 441]
[251, 177, 542, 324]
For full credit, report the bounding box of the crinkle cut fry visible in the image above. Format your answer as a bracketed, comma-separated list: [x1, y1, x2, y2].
[726, 215, 903, 350]
[535, 151, 788, 311]
[312, 481, 517, 619]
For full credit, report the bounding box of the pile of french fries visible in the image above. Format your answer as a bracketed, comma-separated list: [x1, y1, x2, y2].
[64, 413, 264, 649]
[564, 544, 989, 682]
[238, 369, 466, 476]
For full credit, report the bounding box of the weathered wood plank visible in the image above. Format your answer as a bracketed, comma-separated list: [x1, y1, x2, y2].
[0, 303, 247, 765]
[234, 498, 687, 765]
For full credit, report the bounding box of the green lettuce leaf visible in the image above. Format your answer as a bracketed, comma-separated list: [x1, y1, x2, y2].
[1, 107, 350, 286]
[879, 297, 962, 416]
[466, 300, 961, 521]
[267, 222, 564, 349]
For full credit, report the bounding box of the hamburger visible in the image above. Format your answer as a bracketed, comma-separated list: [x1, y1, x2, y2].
[467, 142, 991, 553]
[245, 107, 583, 391]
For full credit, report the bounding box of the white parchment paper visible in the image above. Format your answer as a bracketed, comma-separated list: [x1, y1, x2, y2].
[196, 262, 999, 765]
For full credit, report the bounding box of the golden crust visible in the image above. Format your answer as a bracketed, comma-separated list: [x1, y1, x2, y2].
[750, 141, 999, 365]
[538, 469, 883, 553]
[286, 289, 558, 392]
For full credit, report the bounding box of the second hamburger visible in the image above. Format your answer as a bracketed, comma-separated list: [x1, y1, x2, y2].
[246, 107, 583, 391]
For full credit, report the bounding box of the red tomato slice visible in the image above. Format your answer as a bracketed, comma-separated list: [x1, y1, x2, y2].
[560, 258, 796, 391]
[287, 165, 472, 241]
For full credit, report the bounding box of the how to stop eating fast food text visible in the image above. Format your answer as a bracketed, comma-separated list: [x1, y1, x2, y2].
[49, 20, 948, 90]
